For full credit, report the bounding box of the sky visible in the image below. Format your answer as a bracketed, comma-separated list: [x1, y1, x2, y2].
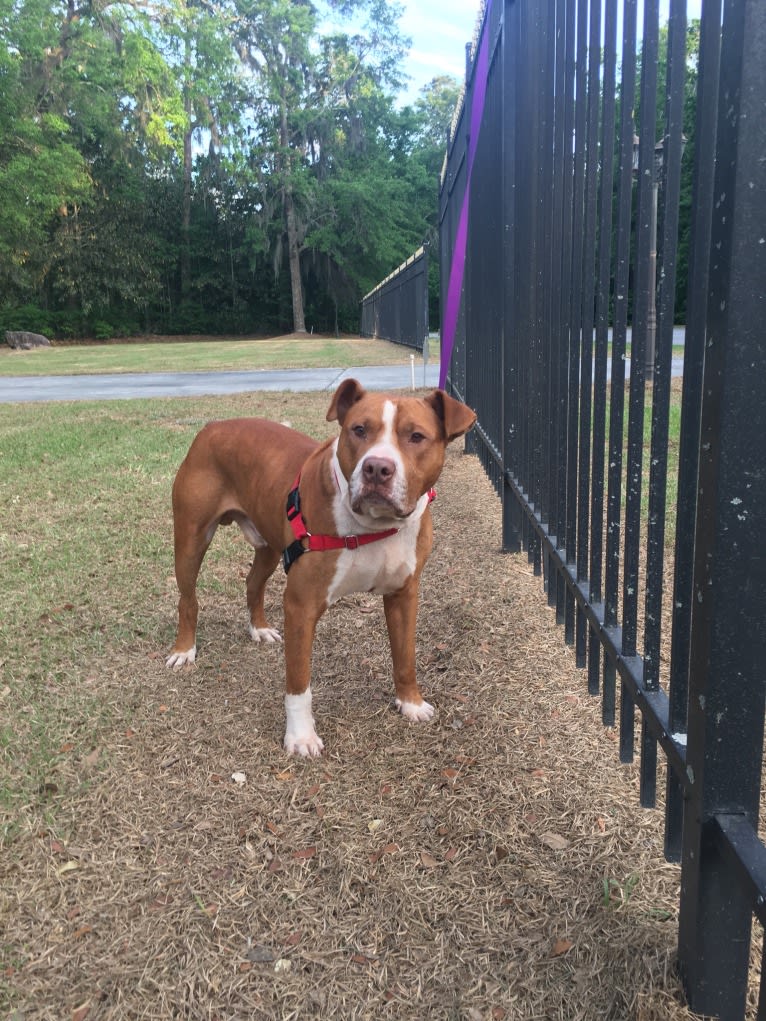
[396, 0, 484, 104]
[395, 0, 704, 106]
[322, 0, 704, 110]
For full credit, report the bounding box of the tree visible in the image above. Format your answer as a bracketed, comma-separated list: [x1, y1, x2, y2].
[233, 0, 318, 332]
[0, 0, 454, 338]
[233, 0, 409, 333]
[413, 75, 462, 153]
[0, 0, 90, 297]
[157, 0, 242, 299]
[633, 18, 700, 322]
[0, 0, 186, 324]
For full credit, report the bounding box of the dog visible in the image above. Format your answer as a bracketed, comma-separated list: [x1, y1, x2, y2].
[166, 378, 476, 756]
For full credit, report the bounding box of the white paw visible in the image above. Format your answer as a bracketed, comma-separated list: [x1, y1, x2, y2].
[249, 625, 282, 644]
[396, 698, 435, 722]
[284, 731, 325, 758]
[284, 688, 323, 756]
[166, 646, 196, 669]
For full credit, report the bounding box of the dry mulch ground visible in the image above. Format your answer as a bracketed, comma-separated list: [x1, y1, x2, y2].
[2, 436, 734, 1020]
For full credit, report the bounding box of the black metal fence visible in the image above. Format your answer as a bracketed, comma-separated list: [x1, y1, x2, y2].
[360, 247, 429, 350]
[439, 1, 766, 1018]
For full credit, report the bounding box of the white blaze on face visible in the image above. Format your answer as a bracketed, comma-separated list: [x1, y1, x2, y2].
[326, 398, 434, 606]
[348, 400, 408, 514]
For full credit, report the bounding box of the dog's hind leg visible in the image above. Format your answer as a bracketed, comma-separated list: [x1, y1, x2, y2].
[246, 546, 282, 643]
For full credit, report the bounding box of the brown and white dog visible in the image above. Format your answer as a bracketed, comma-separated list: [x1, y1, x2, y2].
[166, 378, 476, 756]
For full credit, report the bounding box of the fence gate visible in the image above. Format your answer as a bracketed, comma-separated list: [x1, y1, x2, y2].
[439, 0, 766, 1018]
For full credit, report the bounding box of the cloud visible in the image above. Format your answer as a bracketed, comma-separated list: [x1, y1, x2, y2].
[397, 0, 481, 101]
[406, 46, 465, 80]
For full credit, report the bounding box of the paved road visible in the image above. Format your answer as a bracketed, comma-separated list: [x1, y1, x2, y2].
[0, 336, 684, 404]
[0, 362, 441, 404]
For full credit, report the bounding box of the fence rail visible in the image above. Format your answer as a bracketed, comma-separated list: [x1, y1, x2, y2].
[439, 1, 766, 1018]
[360, 247, 429, 350]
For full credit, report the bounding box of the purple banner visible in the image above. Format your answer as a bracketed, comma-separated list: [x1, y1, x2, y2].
[439, 0, 494, 390]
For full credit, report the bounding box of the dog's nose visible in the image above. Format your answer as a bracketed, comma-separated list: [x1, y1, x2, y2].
[363, 456, 396, 485]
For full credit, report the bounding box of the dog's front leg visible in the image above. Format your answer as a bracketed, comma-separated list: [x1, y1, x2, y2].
[384, 581, 434, 723]
[282, 587, 326, 757]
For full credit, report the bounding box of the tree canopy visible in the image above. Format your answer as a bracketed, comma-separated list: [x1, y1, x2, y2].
[0, 0, 459, 337]
[0, 2, 698, 339]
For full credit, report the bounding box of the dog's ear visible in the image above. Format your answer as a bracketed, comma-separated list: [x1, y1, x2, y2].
[424, 389, 477, 443]
[326, 378, 366, 424]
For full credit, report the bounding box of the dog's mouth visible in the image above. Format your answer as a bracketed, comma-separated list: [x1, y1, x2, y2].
[351, 487, 411, 519]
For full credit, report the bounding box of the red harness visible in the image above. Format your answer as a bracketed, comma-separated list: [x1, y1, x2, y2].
[283, 473, 436, 574]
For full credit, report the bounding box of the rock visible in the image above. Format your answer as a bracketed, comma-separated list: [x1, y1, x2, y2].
[5, 331, 51, 350]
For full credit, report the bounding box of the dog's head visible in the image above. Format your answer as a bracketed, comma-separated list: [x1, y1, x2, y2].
[326, 379, 477, 521]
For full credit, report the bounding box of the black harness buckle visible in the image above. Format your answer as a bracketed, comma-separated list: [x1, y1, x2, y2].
[282, 539, 306, 574]
[286, 484, 301, 522]
[283, 484, 306, 573]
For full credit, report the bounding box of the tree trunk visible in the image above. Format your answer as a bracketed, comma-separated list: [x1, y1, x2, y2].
[280, 98, 306, 333]
[181, 32, 192, 299]
[284, 187, 306, 333]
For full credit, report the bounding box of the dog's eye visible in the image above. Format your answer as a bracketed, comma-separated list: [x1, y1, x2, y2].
[410, 431, 426, 444]
[351, 424, 366, 439]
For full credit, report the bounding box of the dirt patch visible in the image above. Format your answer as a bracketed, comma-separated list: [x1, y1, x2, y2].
[1, 441, 728, 1020]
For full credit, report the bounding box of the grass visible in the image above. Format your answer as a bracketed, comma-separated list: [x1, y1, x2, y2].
[1, 390, 726, 1020]
[1, 343, 753, 1017]
[0, 372, 682, 853]
[0, 335, 676, 380]
[0, 333, 425, 377]
[0, 391, 334, 804]
[618, 344, 684, 360]
[622, 378, 682, 532]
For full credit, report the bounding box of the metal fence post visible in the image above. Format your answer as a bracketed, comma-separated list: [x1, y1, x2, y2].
[677, 1, 766, 1015]
[501, 0, 520, 552]
[439, 0, 766, 1010]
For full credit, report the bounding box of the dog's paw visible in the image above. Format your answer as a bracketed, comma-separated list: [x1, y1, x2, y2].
[166, 646, 196, 669]
[284, 731, 325, 758]
[284, 689, 324, 756]
[395, 698, 435, 722]
[249, 625, 282, 644]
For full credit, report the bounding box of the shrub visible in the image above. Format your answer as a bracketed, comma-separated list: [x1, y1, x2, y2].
[0, 304, 55, 335]
[53, 310, 86, 339]
[92, 320, 114, 340]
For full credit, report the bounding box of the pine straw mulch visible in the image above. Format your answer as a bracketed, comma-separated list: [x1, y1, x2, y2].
[3, 443, 731, 1021]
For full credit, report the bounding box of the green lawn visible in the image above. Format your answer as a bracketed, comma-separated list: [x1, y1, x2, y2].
[0, 391, 333, 847]
[1, 334, 676, 380]
[0, 334, 424, 377]
[0, 375, 682, 850]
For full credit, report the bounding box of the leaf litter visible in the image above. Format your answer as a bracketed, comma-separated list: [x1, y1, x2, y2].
[2, 412, 754, 1020]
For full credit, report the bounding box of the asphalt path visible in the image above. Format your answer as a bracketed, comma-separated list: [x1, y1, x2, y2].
[0, 327, 685, 404]
[0, 362, 441, 404]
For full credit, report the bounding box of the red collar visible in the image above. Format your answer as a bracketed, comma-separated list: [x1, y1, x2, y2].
[283, 472, 435, 574]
